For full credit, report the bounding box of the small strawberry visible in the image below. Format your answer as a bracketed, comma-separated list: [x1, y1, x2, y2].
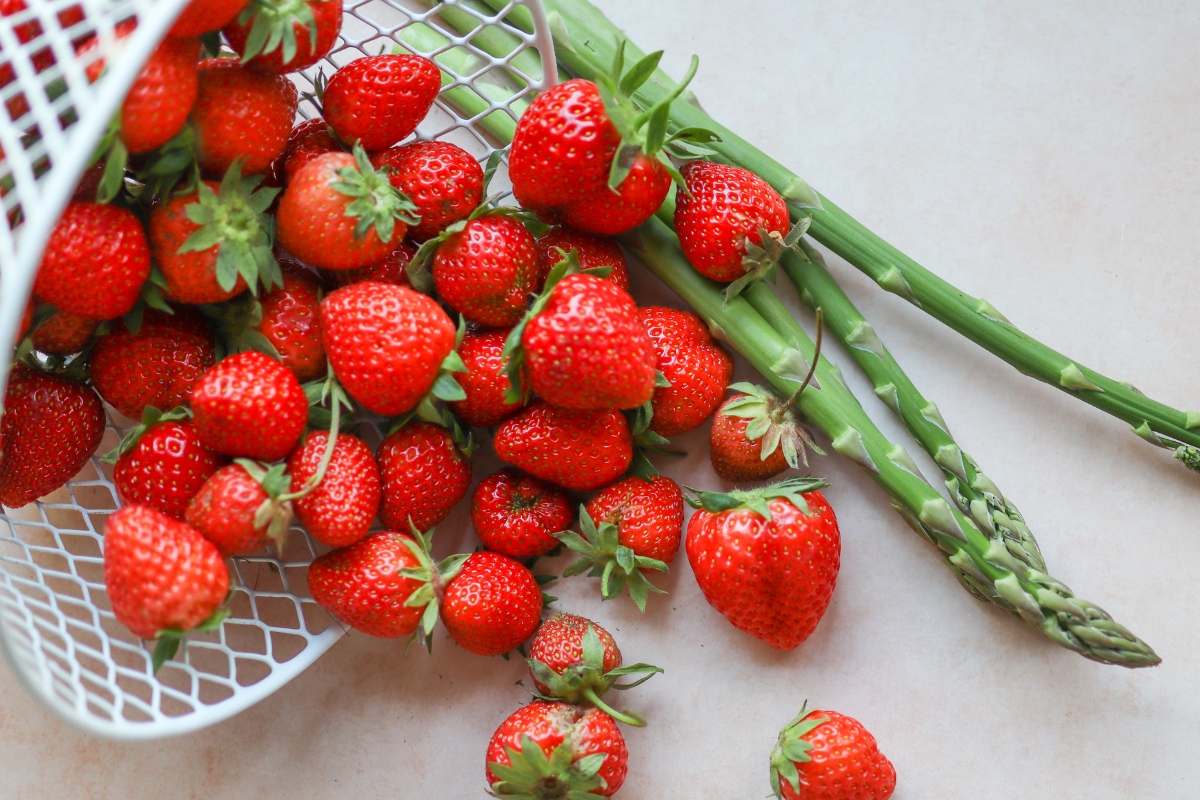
[471, 468, 572, 558]
[322, 54, 440, 151]
[33, 202, 150, 320]
[184, 460, 291, 555]
[169, 0, 250, 37]
[425, 213, 539, 327]
[321, 242, 415, 289]
[486, 701, 628, 798]
[0, 365, 105, 507]
[318, 281, 458, 415]
[639, 306, 732, 436]
[272, 117, 342, 187]
[685, 478, 840, 649]
[192, 58, 298, 178]
[378, 421, 472, 533]
[710, 383, 823, 483]
[558, 502, 670, 613]
[89, 308, 215, 420]
[535, 226, 630, 292]
[440, 550, 542, 656]
[373, 140, 484, 240]
[190, 350, 308, 461]
[449, 327, 527, 427]
[108, 407, 225, 520]
[30, 306, 97, 354]
[223, 0, 342, 74]
[493, 402, 632, 492]
[770, 704, 896, 800]
[103, 504, 230, 671]
[288, 430, 379, 547]
[276, 146, 418, 271]
[255, 262, 325, 382]
[586, 474, 683, 564]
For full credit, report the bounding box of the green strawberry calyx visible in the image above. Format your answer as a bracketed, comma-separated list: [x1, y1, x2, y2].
[331, 143, 420, 246]
[235, 0, 331, 65]
[557, 506, 668, 613]
[200, 291, 284, 363]
[769, 702, 831, 799]
[720, 382, 825, 471]
[724, 216, 812, 303]
[523, 623, 662, 728]
[102, 405, 192, 464]
[684, 476, 831, 519]
[488, 734, 609, 800]
[396, 523, 470, 653]
[151, 594, 233, 673]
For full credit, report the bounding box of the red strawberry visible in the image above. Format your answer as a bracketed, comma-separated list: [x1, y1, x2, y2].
[321, 242, 415, 289]
[448, 327, 527, 427]
[17, 300, 34, 341]
[471, 468, 572, 558]
[0, 365, 105, 507]
[586, 474, 683, 564]
[535, 226, 630, 292]
[493, 402, 632, 492]
[223, 0, 342, 75]
[185, 461, 291, 555]
[431, 214, 538, 327]
[287, 431, 380, 547]
[169, 0, 250, 37]
[639, 306, 732, 436]
[89, 308, 215, 420]
[322, 54, 440, 151]
[30, 307, 97, 354]
[486, 702, 628, 798]
[378, 421, 471, 533]
[563, 152, 672, 236]
[103, 505, 229, 670]
[109, 408, 225, 520]
[256, 262, 325, 382]
[190, 350, 307, 461]
[685, 479, 840, 649]
[373, 140, 484, 240]
[33, 202, 150, 320]
[440, 550, 541, 656]
[710, 384, 821, 483]
[272, 118, 342, 187]
[276, 147, 417, 271]
[771, 704, 897, 800]
[318, 282, 456, 415]
[192, 58, 298, 178]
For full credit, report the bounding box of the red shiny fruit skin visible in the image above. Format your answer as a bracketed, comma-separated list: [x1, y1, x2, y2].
[272, 118, 343, 188]
[471, 468, 572, 558]
[151, 180, 249, 304]
[30, 307, 97, 354]
[184, 463, 271, 556]
[321, 241, 416, 289]
[639, 306, 733, 437]
[169, 0, 250, 37]
[709, 394, 789, 483]
[447, 327, 527, 428]
[432, 214, 539, 327]
[585, 474, 684, 564]
[190, 350, 308, 462]
[527, 613, 622, 695]
[377, 422, 471, 533]
[563, 153, 672, 236]
[493, 402, 632, 492]
[307, 531, 427, 638]
[257, 263, 326, 382]
[535, 226, 630, 293]
[222, 0, 342, 75]
[322, 54, 440, 151]
[192, 58, 298, 178]
[114, 420, 225, 520]
[373, 141, 484, 240]
[778, 710, 898, 800]
[440, 551, 542, 656]
[287, 431, 380, 548]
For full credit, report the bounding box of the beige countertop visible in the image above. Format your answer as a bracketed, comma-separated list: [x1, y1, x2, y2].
[3, 1, 1198, 797]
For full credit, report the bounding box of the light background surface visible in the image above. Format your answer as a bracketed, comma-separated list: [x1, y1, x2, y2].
[3, 1, 1199, 797]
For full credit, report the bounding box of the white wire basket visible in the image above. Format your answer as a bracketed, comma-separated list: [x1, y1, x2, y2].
[0, 0, 557, 740]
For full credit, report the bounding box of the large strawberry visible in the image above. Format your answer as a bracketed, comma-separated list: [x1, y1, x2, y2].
[169, 0, 250, 37]
[223, 0, 342, 74]
[440, 550, 542, 656]
[710, 383, 823, 483]
[185, 461, 290, 555]
[449, 327, 527, 428]
[0, 365, 105, 507]
[685, 478, 840, 649]
[255, 262, 325, 382]
[30, 307, 97, 354]
[427, 213, 539, 327]
[103, 505, 230, 671]
[493, 402, 632, 492]
[192, 58, 298, 178]
[486, 702, 628, 798]
[640, 306, 732, 436]
[318, 281, 458, 415]
[33, 202, 150, 320]
[288, 430, 379, 547]
[322, 54, 440, 151]
[770, 704, 897, 800]
[471, 468, 572, 559]
[536, 226, 630, 292]
[108, 407, 225, 520]
[190, 350, 307, 461]
[378, 421, 472, 533]
[276, 146, 418, 271]
[373, 140, 484, 241]
[321, 242, 415, 289]
[271, 118, 342, 187]
[89, 307, 215, 420]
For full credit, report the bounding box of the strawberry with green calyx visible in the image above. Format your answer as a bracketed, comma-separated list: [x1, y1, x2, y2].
[493, 402, 633, 492]
[372, 140, 484, 241]
[440, 550, 545, 657]
[558, 507, 668, 613]
[449, 327, 529, 428]
[321, 54, 440, 151]
[223, 0, 342, 75]
[471, 468, 572, 559]
[524, 614, 661, 727]
[586, 474, 684, 565]
[535, 227, 630, 292]
[200, 291, 283, 362]
[770, 703, 897, 800]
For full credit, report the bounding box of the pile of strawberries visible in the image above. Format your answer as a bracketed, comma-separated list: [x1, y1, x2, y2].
[0, 1, 897, 797]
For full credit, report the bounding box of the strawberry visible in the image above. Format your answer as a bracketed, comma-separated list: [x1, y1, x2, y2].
[255, 262, 325, 382]
[30, 307, 97, 354]
[471, 468, 572, 559]
[185, 461, 291, 555]
[108, 407, 225, 520]
[486, 701, 628, 798]
[33, 202, 150, 320]
[448, 327, 526, 428]
[89, 308, 215, 420]
[562, 151, 672, 236]
[770, 704, 896, 800]
[710, 383, 822, 483]
[190, 350, 308, 461]
[321, 242, 415, 289]
[16, 300, 34, 341]
[535, 226, 630, 292]
[223, 0, 342, 75]
[276, 146, 418, 271]
[0, 365, 105, 507]
[272, 118, 342, 187]
[378, 421, 472, 533]
[639, 306, 732, 436]
[440, 550, 542, 656]
[373, 140, 484, 241]
[493, 402, 632, 492]
[103, 504, 230, 670]
[322, 54, 440, 151]
[169, 0, 250, 37]
[287, 430, 379, 547]
[318, 282, 457, 415]
[685, 479, 840, 649]
[149, 165, 281, 304]
[428, 213, 538, 327]
[192, 58, 298, 178]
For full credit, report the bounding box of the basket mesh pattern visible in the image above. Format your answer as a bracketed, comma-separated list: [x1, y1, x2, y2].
[0, 0, 555, 739]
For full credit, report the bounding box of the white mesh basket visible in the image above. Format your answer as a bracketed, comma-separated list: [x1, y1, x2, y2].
[0, 0, 556, 739]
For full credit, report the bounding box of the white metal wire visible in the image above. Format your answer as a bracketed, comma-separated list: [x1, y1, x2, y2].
[0, 0, 556, 740]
